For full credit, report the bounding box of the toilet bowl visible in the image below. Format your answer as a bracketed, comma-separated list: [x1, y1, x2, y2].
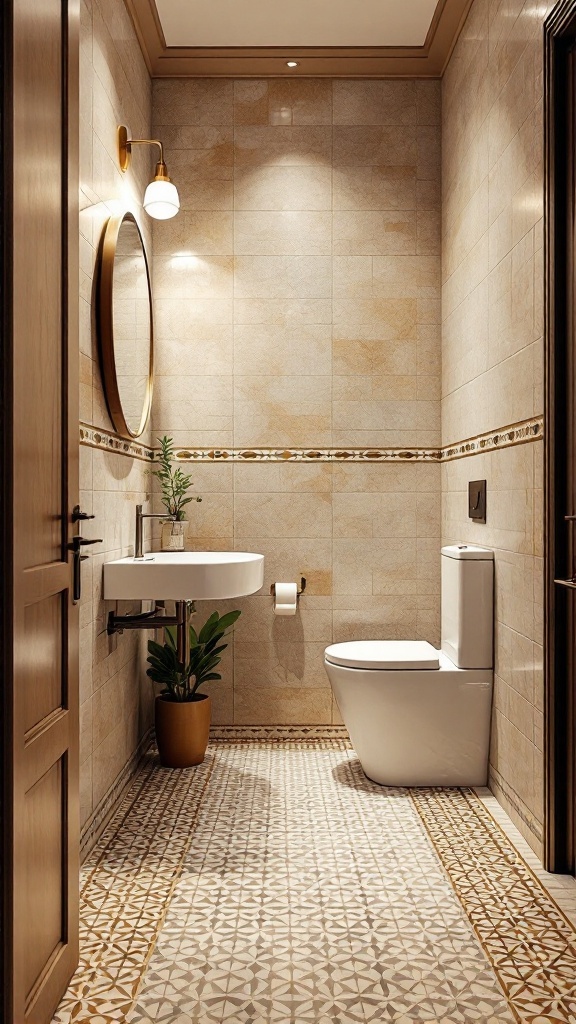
[324, 544, 494, 787]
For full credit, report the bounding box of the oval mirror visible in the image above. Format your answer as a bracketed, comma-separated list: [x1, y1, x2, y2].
[97, 212, 153, 438]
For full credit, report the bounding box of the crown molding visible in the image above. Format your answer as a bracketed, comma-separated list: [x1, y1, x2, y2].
[124, 0, 473, 78]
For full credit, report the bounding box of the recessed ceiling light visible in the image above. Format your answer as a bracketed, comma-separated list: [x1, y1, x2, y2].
[286, 61, 299, 68]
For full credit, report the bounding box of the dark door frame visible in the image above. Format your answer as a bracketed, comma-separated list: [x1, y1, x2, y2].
[1, 0, 13, 1018]
[545, 0, 576, 874]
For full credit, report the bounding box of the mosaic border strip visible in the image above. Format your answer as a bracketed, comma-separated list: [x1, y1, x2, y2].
[54, 743, 576, 1024]
[53, 750, 215, 1024]
[80, 727, 154, 861]
[79, 416, 543, 464]
[210, 724, 352, 744]
[441, 415, 543, 462]
[412, 786, 576, 1023]
[79, 423, 155, 462]
[171, 445, 442, 463]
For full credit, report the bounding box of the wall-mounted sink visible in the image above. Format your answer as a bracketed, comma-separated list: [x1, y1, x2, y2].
[103, 551, 264, 601]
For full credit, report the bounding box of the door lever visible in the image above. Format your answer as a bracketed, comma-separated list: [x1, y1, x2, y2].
[68, 535, 102, 603]
[72, 504, 95, 522]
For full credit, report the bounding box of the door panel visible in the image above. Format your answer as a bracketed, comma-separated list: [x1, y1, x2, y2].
[22, 595, 64, 734]
[23, 761, 65, 1001]
[8, 0, 80, 1019]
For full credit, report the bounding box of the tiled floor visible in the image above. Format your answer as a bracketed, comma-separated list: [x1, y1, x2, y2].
[54, 741, 576, 1024]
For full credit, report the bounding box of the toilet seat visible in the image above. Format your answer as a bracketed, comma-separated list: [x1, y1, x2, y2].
[324, 640, 440, 671]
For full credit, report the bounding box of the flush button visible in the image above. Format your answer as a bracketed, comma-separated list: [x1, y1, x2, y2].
[468, 480, 487, 523]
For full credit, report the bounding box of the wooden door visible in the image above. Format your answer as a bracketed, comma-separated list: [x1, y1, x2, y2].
[5, 0, 80, 1020]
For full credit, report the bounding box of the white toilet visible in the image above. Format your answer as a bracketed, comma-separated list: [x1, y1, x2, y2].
[324, 544, 494, 787]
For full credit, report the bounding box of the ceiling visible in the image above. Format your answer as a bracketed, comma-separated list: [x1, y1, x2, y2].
[125, 0, 473, 77]
[154, 0, 438, 49]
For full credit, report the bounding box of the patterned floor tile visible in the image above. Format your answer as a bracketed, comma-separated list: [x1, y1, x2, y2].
[53, 742, 576, 1023]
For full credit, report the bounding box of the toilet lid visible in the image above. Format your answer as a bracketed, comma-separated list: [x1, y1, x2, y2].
[325, 640, 440, 670]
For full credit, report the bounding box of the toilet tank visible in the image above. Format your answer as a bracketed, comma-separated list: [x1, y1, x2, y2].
[441, 545, 494, 669]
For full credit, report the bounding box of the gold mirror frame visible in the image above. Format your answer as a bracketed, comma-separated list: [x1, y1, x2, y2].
[97, 211, 154, 439]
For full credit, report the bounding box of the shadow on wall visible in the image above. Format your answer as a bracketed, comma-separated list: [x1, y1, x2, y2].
[272, 612, 305, 680]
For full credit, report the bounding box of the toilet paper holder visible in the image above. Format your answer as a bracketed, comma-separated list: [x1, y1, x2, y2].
[270, 577, 307, 599]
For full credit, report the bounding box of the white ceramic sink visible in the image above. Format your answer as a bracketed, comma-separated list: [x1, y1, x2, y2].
[103, 551, 264, 601]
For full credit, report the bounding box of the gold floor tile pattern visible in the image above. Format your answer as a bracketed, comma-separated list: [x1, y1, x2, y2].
[53, 742, 576, 1023]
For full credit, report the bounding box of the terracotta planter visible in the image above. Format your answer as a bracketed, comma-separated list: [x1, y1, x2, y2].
[161, 519, 188, 551]
[155, 693, 211, 768]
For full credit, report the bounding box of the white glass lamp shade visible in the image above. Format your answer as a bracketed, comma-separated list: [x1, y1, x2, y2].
[143, 178, 180, 220]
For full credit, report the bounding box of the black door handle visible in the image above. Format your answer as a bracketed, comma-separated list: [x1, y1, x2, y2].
[72, 504, 95, 522]
[68, 535, 102, 603]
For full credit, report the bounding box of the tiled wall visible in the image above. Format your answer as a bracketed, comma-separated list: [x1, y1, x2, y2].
[441, 0, 548, 855]
[79, 0, 155, 842]
[150, 79, 442, 726]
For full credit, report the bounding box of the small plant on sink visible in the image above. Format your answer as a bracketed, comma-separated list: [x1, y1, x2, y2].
[151, 435, 202, 551]
[147, 607, 241, 767]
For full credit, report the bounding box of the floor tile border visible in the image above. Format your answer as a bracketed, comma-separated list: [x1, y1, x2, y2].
[80, 727, 154, 861]
[53, 752, 215, 1024]
[411, 786, 576, 1022]
[79, 415, 543, 465]
[210, 724, 352, 743]
[55, 745, 576, 1024]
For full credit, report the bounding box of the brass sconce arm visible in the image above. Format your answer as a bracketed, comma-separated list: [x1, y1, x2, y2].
[118, 125, 165, 173]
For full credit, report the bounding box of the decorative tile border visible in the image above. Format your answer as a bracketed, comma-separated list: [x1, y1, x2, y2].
[79, 416, 543, 465]
[53, 750, 215, 1024]
[171, 445, 442, 463]
[412, 786, 576, 1022]
[79, 423, 155, 462]
[80, 727, 154, 861]
[210, 724, 352, 744]
[53, 742, 576, 1024]
[441, 415, 543, 462]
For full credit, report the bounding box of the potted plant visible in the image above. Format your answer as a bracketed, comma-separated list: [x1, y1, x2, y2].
[147, 607, 241, 768]
[152, 435, 202, 551]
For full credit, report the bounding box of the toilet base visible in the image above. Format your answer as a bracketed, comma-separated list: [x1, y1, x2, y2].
[326, 653, 493, 789]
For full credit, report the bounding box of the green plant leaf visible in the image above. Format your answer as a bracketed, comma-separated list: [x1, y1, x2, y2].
[198, 611, 220, 645]
[216, 610, 242, 632]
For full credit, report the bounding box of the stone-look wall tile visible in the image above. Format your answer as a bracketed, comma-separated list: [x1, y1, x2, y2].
[79, 0, 153, 835]
[442, 0, 545, 856]
[151, 79, 442, 727]
[233, 376, 332, 447]
[153, 79, 234, 126]
[234, 80, 333, 127]
[235, 166, 332, 211]
[332, 81, 417, 126]
[234, 210, 332, 256]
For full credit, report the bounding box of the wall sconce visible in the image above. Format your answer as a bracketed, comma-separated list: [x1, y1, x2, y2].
[117, 125, 180, 220]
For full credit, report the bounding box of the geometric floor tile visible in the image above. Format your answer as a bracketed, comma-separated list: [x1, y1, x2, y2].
[53, 742, 576, 1024]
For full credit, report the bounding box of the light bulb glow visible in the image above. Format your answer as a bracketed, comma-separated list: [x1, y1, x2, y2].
[143, 178, 180, 220]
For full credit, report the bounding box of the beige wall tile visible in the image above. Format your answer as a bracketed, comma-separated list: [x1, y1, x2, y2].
[153, 79, 233, 126]
[149, 77, 445, 730]
[332, 81, 417, 126]
[233, 375, 332, 447]
[234, 687, 332, 725]
[234, 211, 332, 256]
[79, 0, 154, 833]
[234, 323, 331, 377]
[235, 125, 332, 166]
[234, 166, 332, 211]
[442, 0, 545, 840]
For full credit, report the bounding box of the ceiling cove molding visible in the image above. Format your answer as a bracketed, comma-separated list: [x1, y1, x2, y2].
[124, 0, 473, 78]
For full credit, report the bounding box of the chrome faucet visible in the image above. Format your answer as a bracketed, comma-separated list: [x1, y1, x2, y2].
[135, 504, 176, 559]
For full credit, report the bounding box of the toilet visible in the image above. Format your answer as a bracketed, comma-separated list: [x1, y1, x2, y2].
[324, 544, 494, 787]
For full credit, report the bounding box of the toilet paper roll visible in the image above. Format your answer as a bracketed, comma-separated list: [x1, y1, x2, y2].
[273, 582, 298, 616]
